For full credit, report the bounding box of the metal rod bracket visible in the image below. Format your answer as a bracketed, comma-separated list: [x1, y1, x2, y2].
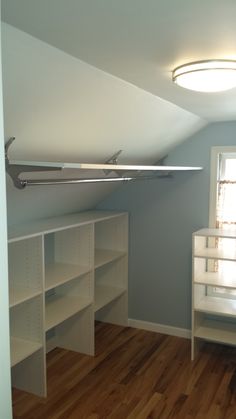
[5, 137, 62, 189]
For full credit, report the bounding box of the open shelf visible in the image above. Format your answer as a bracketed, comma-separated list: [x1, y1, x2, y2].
[194, 319, 236, 346]
[45, 263, 91, 291]
[95, 249, 126, 269]
[194, 247, 236, 261]
[45, 294, 92, 331]
[194, 228, 236, 239]
[194, 296, 236, 318]
[10, 159, 203, 172]
[10, 337, 42, 367]
[95, 284, 126, 312]
[194, 272, 236, 289]
[9, 288, 42, 308]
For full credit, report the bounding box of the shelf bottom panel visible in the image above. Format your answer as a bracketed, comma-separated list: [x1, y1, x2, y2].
[95, 284, 126, 312]
[194, 319, 236, 346]
[11, 337, 42, 367]
[45, 295, 92, 331]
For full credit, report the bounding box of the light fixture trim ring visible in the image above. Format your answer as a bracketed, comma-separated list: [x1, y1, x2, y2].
[172, 59, 236, 92]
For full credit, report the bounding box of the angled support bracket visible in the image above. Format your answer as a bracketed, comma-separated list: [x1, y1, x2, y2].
[5, 137, 62, 189]
[103, 150, 123, 175]
[103, 151, 172, 179]
[153, 155, 172, 179]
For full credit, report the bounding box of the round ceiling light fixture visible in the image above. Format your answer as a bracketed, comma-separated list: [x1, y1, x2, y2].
[172, 60, 236, 92]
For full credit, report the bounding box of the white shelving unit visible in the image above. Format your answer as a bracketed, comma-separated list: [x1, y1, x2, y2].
[192, 228, 236, 360]
[8, 210, 128, 396]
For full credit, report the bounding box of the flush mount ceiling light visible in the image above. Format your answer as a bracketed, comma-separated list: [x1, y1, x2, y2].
[172, 60, 236, 92]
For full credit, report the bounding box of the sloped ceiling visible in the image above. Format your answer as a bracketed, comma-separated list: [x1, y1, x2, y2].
[2, 0, 236, 121]
[2, 23, 204, 165]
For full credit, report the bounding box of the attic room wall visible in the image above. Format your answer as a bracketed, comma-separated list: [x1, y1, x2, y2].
[2, 23, 204, 226]
[98, 122, 236, 330]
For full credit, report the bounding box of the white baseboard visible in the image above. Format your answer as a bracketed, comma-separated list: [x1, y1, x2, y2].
[128, 318, 191, 339]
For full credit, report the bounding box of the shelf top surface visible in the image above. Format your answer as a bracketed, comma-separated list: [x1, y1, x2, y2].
[95, 284, 126, 312]
[195, 296, 236, 317]
[193, 228, 236, 238]
[194, 271, 236, 288]
[10, 159, 202, 172]
[8, 210, 127, 242]
[194, 247, 236, 261]
[10, 337, 42, 367]
[45, 294, 92, 331]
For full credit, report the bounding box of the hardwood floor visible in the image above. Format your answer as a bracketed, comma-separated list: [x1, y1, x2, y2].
[12, 323, 236, 419]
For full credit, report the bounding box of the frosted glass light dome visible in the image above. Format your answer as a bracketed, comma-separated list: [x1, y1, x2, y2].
[172, 60, 236, 92]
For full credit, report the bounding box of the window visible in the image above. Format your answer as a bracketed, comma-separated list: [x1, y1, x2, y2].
[209, 148, 236, 299]
[209, 147, 236, 227]
[217, 153, 236, 229]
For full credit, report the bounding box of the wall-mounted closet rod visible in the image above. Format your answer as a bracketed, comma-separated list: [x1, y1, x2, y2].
[20, 174, 170, 187]
[22, 177, 132, 187]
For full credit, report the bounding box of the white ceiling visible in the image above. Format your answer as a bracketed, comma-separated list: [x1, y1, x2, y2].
[2, 0, 236, 122]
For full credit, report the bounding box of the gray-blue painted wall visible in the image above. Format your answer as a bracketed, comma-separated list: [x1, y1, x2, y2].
[97, 122, 236, 330]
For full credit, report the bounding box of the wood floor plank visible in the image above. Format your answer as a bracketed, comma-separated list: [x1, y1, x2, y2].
[12, 323, 236, 419]
[127, 392, 162, 419]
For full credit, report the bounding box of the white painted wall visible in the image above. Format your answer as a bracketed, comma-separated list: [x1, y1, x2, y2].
[0, 11, 12, 419]
[2, 23, 205, 225]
